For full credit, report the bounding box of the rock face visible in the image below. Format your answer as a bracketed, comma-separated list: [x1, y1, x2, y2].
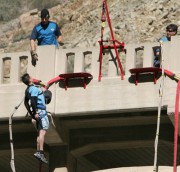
[0, 0, 180, 52]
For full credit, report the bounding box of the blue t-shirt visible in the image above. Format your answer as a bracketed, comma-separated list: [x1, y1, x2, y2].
[28, 85, 46, 107]
[159, 36, 169, 42]
[30, 21, 61, 47]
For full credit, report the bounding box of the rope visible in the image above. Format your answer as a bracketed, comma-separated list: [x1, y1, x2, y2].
[153, 41, 164, 172]
[9, 97, 24, 172]
[47, 111, 56, 128]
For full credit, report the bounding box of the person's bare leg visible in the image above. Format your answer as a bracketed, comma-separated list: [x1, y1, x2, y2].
[39, 129, 46, 151]
[38, 130, 48, 163]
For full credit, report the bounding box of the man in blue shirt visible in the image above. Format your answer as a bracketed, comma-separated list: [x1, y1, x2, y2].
[30, 8, 63, 66]
[22, 73, 49, 163]
[160, 24, 178, 42]
[154, 24, 178, 67]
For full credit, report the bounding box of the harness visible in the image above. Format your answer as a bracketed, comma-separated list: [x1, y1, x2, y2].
[26, 85, 52, 104]
[36, 104, 46, 110]
[36, 109, 47, 120]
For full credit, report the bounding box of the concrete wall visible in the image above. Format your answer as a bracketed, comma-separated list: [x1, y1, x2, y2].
[0, 37, 180, 119]
[1, 37, 180, 172]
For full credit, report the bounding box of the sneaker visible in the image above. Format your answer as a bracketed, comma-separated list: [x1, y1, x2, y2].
[39, 153, 48, 164]
[34, 152, 41, 159]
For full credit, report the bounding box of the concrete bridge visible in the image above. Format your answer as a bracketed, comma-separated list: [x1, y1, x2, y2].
[0, 36, 180, 172]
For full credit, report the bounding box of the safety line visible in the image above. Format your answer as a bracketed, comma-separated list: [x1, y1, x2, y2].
[153, 41, 164, 172]
[9, 97, 24, 172]
[47, 111, 56, 128]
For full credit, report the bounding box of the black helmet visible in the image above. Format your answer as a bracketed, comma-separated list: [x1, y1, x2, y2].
[40, 9, 50, 18]
[44, 90, 52, 104]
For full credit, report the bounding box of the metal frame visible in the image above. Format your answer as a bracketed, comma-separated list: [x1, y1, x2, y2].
[98, 0, 125, 81]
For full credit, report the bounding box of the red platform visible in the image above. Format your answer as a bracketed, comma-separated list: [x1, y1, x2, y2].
[47, 72, 93, 90]
[129, 67, 162, 85]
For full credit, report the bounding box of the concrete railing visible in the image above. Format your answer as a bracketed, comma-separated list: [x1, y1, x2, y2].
[0, 36, 180, 118]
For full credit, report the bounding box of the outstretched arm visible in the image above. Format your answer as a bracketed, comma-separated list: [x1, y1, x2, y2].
[30, 39, 38, 66]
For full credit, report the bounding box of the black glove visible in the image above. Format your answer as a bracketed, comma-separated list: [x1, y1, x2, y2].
[59, 42, 64, 46]
[30, 50, 38, 66]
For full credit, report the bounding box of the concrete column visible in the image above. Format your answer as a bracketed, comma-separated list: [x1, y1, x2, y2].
[91, 47, 102, 79]
[48, 144, 68, 172]
[168, 36, 180, 73]
[143, 43, 158, 67]
[10, 54, 19, 83]
[74, 48, 84, 73]
[108, 50, 118, 77]
[56, 49, 68, 75]
[0, 53, 12, 83]
[10, 52, 29, 83]
[67, 153, 77, 172]
[161, 42, 171, 70]
[30, 45, 56, 81]
[125, 44, 136, 77]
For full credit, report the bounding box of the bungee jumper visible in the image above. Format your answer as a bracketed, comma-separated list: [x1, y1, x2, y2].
[21, 73, 50, 164]
[9, 76, 52, 172]
[9, 71, 92, 171]
[98, 0, 125, 81]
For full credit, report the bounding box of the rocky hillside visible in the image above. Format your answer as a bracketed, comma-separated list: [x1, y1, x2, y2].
[0, 0, 180, 52]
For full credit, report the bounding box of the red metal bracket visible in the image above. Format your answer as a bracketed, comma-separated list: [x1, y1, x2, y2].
[47, 72, 93, 90]
[59, 72, 93, 90]
[98, 0, 125, 81]
[129, 67, 162, 85]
